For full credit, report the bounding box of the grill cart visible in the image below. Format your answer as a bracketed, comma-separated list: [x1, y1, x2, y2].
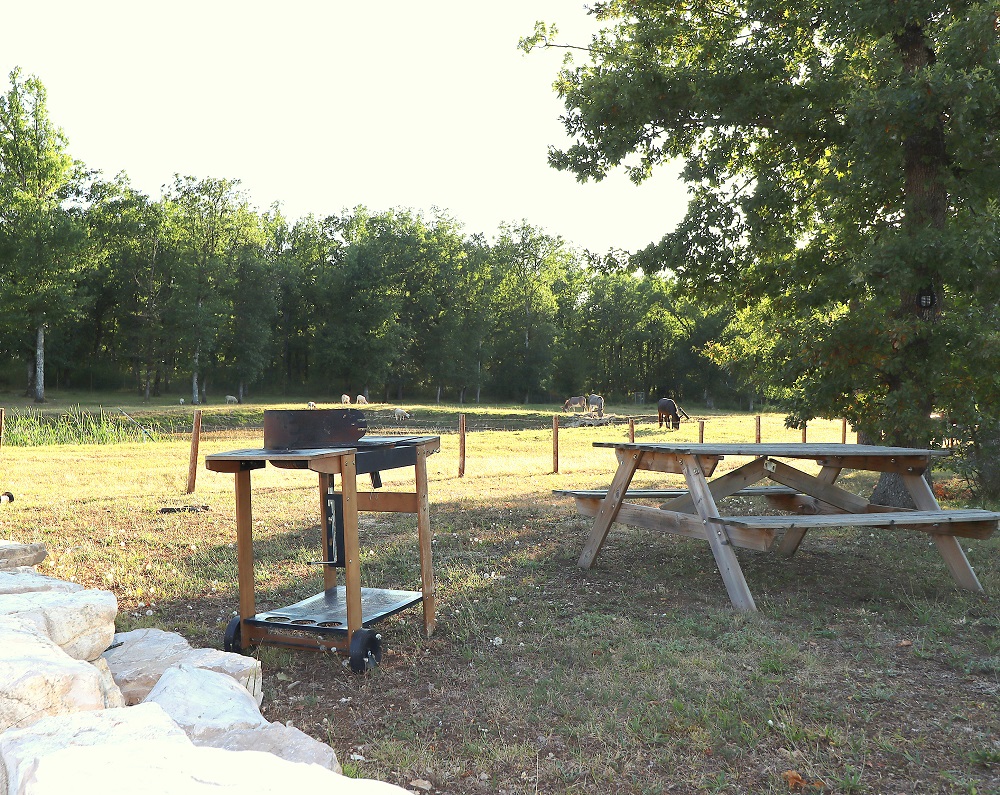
[205, 409, 438, 672]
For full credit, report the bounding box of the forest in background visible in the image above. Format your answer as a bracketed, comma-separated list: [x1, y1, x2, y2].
[0, 69, 752, 410]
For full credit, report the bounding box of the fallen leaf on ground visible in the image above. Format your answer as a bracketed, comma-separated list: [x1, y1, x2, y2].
[782, 770, 806, 791]
[409, 780, 433, 791]
[898, 640, 913, 647]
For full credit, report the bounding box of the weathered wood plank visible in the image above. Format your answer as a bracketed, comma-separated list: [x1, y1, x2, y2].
[709, 509, 998, 539]
[579, 451, 641, 568]
[571, 497, 777, 552]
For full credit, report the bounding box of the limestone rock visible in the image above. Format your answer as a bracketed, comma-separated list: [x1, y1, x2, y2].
[181, 647, 263, 707]
[0, 542, 46, 571]
[103, 628, 262, 705]
[0, 568, 82, 595]
[0, 616, 106, 734]
[143, 664, 267, 743]
[20, 743, 411, 794]
[202, 721, 341, 773]
[89, 657, 126, 709]
[0, 703, 189, 795]
[0, 589, 117, 661]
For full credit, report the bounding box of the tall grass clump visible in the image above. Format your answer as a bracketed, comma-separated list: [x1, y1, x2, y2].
[2, 406, 159, 446]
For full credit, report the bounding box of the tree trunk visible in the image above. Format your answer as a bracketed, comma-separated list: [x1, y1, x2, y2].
[191, 344, 200, 405]
[33, 324, 46, 403]
[858, 430, 927, 508]
[436, 385, 442, 405]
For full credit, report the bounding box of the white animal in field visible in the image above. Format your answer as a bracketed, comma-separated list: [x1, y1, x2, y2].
[393, 408, 411, 421]
[355, 395, 368, 405]
[341, 394, 351, 404]
[179, 398, 185, 405]
[588, 394, 605, 416]
[307, 401, 317, 409]
[225, 395, 238, 404]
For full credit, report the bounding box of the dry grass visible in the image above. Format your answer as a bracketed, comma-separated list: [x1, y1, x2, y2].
[0, 407, 997, 794]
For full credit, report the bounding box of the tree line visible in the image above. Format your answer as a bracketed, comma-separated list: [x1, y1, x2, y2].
[0, 68, 747, 409]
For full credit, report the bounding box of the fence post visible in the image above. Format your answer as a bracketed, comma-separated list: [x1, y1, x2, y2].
[698, 420, 705, 443]
[186, 410, 202, 494]
[628, 418, 635, 443]
[552, 415, 559, 474]
[802, 422, 807, 443]
[458, 413, 466, 478]
[0, 407, 4, 447]
[755, 415, 761, 444]
[841, 418, 848, 444]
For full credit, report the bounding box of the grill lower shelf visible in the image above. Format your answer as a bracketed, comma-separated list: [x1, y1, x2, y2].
[246, 586, 423, 636]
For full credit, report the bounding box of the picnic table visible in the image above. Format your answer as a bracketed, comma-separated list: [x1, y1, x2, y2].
[555, 442, 999, 612]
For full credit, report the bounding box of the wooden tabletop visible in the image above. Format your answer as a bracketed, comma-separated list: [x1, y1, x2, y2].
[205, 447, 355, 462]
[592, 442, 952, 460]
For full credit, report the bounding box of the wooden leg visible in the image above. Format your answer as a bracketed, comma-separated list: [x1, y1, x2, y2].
[902, 473, 983, 592]
[777, 466, 841, 558]
[416, 443, 437, 637]
[682, 456, 757, 612]
[318, 472, 338, 592]
[578, 451, 641, 568]
[339, 453, 364, 640]
[234, 469, 257, 625]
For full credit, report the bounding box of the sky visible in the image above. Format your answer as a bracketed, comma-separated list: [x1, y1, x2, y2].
[4, 1, 689, 253]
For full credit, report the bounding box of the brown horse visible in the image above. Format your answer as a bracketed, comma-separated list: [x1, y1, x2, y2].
[658, 397, 688, 429]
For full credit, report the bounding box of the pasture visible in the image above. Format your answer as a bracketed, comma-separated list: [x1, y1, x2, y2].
[0, 399, 997, 794]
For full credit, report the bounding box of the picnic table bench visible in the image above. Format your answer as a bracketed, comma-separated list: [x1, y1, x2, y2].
[556, 442, 999, 611]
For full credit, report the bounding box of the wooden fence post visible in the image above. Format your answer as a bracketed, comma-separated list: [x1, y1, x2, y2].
[186, 410, 202, 494]
[841, 418, 848, 444]
[552, 415, 559, 474]
[755, 415, 761, 444]
[698, 420, 705, 443]
[458, 414, 466, 478]
[0, 407, 4, 448]
[802, 422, 807, 443]
[628, 418, 635, 443]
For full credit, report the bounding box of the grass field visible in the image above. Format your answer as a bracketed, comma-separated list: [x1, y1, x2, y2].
[0, 397, 997, 794]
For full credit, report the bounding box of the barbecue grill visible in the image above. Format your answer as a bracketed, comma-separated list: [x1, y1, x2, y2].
[205, 408, 439, 672]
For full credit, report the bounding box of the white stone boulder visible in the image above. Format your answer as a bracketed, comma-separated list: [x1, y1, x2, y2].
[20, 742, 411, 795]
[103, 628, 262, 705]
[0, 542, 46, 571]
[143, 665, 267, 743]
[203, 721, 342, 774]
[0, 616, 107, 734]
[89, 657, 126, 709]
[0, 703, 189, 795]
[0, 568, 82, 595]
[0, 589, 117, 661]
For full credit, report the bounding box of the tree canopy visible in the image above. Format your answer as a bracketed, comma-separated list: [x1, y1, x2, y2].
[526, 2, 1000, 458]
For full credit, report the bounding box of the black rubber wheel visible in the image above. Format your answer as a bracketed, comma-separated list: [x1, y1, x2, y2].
[348, 628, 383, 673]
[223, 617, 243, 653]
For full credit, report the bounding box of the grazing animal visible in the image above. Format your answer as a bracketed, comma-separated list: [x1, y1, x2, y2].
[657, 397, 689, 429]
[341, 394, 351, 404]
[225, 395, 238, 404]
[588, 394, 605, 417]
[562, 395, 587, 412]
[179, 398, 185, 405]
[355, 395, 368, 405]
[393, 408, 411, 421]
[658, 397, 680, 430]
[307, 401, 317, 409]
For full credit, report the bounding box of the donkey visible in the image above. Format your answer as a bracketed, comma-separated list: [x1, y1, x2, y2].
[562, 395, 587, 412]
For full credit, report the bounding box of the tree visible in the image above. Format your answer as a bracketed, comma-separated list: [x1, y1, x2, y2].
[489, 222, 571, 403]
[0, 68, 88, 402]
[527, 4, 1000, 498]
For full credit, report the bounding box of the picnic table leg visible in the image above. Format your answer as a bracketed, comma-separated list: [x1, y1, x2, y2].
[902, 473, 983, 592]
[777, 466, 841, 558]
[578, 451, 640, 568]
[681, 456, 757, 612]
